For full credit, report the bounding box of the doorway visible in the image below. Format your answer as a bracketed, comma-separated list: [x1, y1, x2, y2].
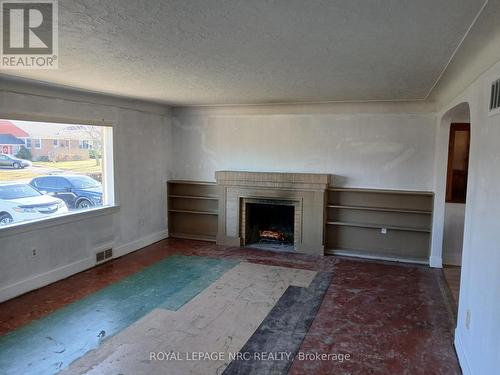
[446, 123, 470, 204]
[442, 120, 470, 313]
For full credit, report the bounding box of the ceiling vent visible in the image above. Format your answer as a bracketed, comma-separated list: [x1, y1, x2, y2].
[490, 78, 500, 115]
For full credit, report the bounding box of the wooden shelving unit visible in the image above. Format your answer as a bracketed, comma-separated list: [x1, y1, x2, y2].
[167, 180, 219, 242]
[326, 204, 431, 215]
[324, 187, 434, 262]
[167, 180, 434, 261]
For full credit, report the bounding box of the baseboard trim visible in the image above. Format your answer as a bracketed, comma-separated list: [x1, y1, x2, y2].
[113, 230, 169, 258]
[454, 330, 472, 375]
[0, 256, 95, 303]
[429, 255, 443, 268]
[0, 230, 168, 303]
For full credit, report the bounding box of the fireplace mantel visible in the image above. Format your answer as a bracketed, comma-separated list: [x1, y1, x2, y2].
[215, 171, 332, 191]
[215, 171, 332, 255]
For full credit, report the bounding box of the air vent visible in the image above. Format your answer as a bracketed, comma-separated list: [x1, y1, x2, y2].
[96, 248, 113, 264]
[490, 78, 500, 113]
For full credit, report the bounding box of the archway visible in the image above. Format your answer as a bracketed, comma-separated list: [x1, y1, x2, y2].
[433, 102, 471, 316]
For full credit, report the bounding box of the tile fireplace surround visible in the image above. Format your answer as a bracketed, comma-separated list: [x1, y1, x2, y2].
[215, 171, 332, 255]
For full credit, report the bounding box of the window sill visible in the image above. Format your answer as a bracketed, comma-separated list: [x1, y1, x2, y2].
[0, 205, 120, 239]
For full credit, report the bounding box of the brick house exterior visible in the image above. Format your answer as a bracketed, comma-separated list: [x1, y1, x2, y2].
[0, 120, 94, 161]
[0, 120, 29, 155]
[24, 138, 91, 161]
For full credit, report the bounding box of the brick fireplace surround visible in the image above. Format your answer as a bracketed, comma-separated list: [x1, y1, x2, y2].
[215, 171, 332, 255]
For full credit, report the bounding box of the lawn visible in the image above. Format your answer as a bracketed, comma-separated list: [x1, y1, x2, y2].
[33, 160, 102, 174]
[0, 169, 39, 181]
[0, 160, 102, 182]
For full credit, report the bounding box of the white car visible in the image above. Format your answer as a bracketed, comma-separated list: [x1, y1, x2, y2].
[0, 183, 68, 226]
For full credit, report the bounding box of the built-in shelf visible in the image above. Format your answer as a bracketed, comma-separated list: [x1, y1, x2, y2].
[326, 205, 432, 215]
[325, 186, 434, 262]
[327, 187, 434, 196]
[169, 194, 219, 200]
[324, 248, 428, 265]
[166, 180, 435, 262]
[167, 180, 219, 243]
[169, 180, 217, 186]
[326, 221, 431, 233]
[169, 209, 218, 215]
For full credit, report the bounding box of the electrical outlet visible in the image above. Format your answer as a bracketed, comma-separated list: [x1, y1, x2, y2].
[31, 248, 37, 257]
[466, 309, 471, 330]
[381, 227, 387, 235]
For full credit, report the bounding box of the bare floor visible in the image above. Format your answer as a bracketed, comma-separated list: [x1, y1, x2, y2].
[0, 239, 461, 374]
[443, 266, 461, 307]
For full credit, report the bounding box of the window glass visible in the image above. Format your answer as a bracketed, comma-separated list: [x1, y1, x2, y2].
[56, 178, 72, 189]
[66, 175, 101, 189]
[0, 119, 114, 228]
[0, 184, 42, 200]
[38, 177, 58, 189]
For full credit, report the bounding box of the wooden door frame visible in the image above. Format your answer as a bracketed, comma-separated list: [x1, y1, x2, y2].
[446, 123, 470, 203]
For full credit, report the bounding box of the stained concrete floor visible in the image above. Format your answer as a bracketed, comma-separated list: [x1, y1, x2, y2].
[0, 239, 461, 374]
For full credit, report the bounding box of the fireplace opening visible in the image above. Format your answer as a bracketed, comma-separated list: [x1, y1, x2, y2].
[245, 202, 294, 251]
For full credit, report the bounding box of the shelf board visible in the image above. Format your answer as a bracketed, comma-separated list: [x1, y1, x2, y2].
[326, 204, 432, 215]
[169, 232, 217, 242]
[169, 194, 219, 200]
[168, 209, 219, 215]
[324, 248, 428, 265]
[327, 187, 434, 196]
[325, 221, 431, 233]
[168, 180, 216, 186]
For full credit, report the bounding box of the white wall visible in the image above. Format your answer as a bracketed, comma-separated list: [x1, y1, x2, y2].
[435, 59, 500, 374]
[172, 104, 436, 190]
[0, 83, 172, 302]
[443, 203, 465, 266]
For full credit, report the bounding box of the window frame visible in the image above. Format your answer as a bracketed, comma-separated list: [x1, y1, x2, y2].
[0, 115, 117, 236]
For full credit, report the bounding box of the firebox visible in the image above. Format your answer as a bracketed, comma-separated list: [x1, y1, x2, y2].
[244, 201, 295, 251]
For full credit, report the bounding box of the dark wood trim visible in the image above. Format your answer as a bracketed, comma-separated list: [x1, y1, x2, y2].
[446, 123, 470, 203]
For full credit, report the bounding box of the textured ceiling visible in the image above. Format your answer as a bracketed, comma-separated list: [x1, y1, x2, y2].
[0, 0, 486, 105]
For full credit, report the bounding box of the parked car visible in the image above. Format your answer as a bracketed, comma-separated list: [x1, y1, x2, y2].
[30, 175, 103, 209]
[0, 153, 32, 169]
[0, 183, 68, 226]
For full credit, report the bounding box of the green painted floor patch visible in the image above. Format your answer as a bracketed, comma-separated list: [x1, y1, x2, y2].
[0, 255, 237, 375]
[159, 259, 236, 311]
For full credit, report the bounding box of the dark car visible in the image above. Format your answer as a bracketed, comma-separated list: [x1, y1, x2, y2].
[0, 153, 32, 169]
[30, 175, 103, 209]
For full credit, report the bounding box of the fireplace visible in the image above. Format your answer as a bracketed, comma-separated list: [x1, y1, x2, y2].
[244, 201, 295, 251]
[216, 171, 332, 255]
